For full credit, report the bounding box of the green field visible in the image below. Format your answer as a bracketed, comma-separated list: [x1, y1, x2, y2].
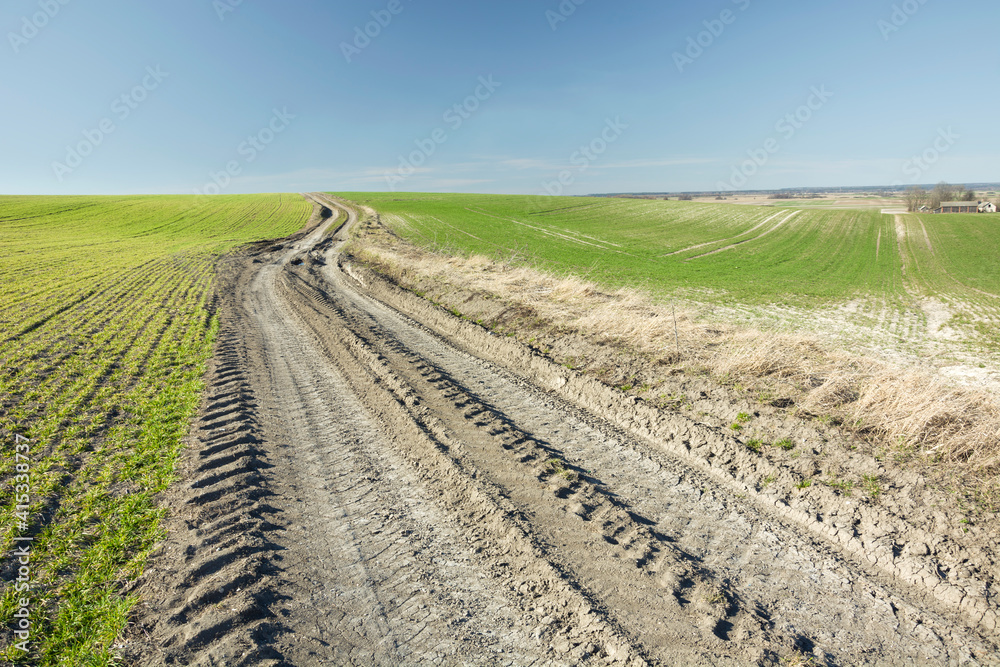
[900, 213, 1000, 348]
[339, 193, 903, 304]
[3, 191, 996, 663]
[339, 193, 1000, 352]
[0, 195, 310, 664]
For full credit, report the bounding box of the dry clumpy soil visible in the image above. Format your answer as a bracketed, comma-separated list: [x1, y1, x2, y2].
[123, 195, 1000, 666]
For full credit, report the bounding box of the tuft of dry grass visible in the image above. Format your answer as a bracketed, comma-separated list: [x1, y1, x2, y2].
[851, 371, 1000, 470]
[348, 222, 1000, 486]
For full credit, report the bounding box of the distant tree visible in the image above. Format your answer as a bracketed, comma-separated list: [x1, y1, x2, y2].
[928, 182, 955, 209]
[678, 194, 693, 201]
[961, 187, 977, 201]
[905, 186, 926, 212]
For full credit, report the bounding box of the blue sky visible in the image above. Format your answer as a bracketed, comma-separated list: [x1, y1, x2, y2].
[1, 0, 997, 195]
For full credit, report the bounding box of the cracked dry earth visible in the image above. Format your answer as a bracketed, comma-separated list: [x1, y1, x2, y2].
[127, 195, 1000, 667]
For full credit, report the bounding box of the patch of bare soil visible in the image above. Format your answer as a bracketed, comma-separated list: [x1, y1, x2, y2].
[124, 196, 999, 666]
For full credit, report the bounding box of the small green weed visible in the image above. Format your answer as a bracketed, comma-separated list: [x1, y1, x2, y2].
[862, 474, 882, 498]
[545, 458, 577, 481]
[827, 479, 854, 496]
[701, 589, 725, 605]
[780, 652, 817, 666]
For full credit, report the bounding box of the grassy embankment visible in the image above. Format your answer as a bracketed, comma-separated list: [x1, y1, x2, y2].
[0, 194, 311, 665]
[338, 192, 1000, 495]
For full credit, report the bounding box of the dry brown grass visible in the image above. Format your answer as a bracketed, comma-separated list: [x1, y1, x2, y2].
[348, 221, 1000, 485]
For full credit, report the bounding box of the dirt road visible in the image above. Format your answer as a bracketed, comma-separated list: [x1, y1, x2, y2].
[130, 196, 999, 666]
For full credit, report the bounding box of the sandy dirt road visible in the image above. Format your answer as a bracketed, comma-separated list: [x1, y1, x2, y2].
[130, 196, 999, 666]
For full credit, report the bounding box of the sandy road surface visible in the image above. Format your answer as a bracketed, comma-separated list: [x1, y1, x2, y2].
[130, 196, 999, 666]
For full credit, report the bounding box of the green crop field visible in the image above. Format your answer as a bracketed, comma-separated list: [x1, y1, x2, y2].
[0, 194, 310, 665]
[339, 193, 902, 304]
[899, 213, 1000, 347]
[339, 192, 1000, 353]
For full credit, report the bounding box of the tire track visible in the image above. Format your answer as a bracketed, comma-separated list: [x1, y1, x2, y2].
[686, 211, 801, 261]
[663, 210, 786, 257]
[132, 323, 291, 667]
[133, 199, 577, 666]
[308, 196, 997, 664]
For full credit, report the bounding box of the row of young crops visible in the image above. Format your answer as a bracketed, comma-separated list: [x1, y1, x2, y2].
[0, 195, 310, 664]
[340, 193, 902, 307]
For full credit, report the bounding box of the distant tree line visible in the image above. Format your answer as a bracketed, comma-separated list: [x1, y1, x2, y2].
[766, 193, 823, 200]
[905, 182, 981, 212]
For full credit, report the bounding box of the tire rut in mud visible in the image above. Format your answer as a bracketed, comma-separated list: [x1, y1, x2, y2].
[131, 210, 586, 666]
[280, 268, 777, 666]
[282, 247, 998, 666]
[126, 322, 290, 666]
